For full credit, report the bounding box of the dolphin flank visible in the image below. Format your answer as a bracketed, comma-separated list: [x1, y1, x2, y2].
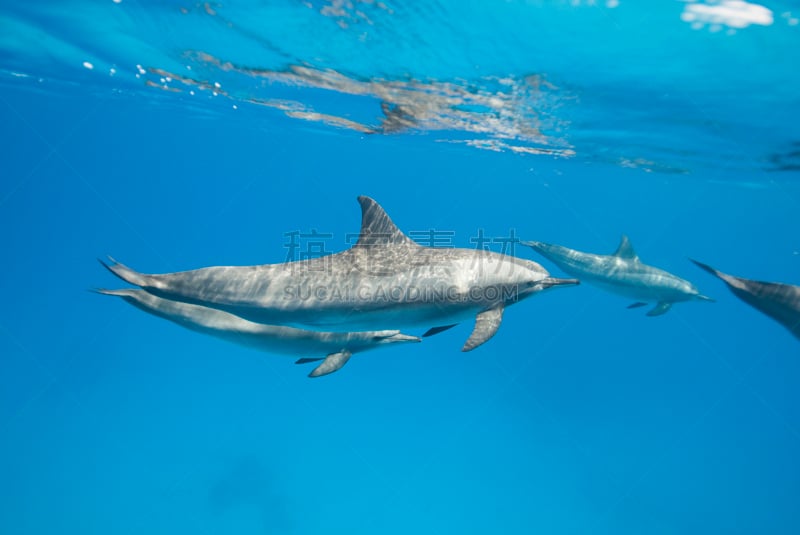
[691, 259, 800, 341]
[102, 196, 579, 351]
[523, 236, 711, 316]
[96, 288, 420, 377]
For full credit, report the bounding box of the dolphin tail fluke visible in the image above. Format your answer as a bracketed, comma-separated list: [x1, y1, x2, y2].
[99, 257, 153, 288]
[689, 258, 721, 278]
[691, 258, 751, 295]
[690, 258, 734, 287]
[93, 287, 136, 297]
[689, 259, 724, 301]
[92, 287, 159, 309]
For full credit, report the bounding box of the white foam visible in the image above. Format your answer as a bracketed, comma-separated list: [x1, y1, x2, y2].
[682, 1, 773, 30]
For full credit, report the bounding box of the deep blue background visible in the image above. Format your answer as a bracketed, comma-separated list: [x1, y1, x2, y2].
[1, 1, 799, 534]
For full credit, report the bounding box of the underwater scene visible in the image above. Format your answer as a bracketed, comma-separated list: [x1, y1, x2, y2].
[1, 1, 799, 533]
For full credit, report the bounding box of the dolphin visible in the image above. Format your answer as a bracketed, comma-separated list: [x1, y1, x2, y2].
[523, 236, 712, 316]
[101, 196, 578, 351]
[691, 259, 800, 341]
[97, 288, 420, 377]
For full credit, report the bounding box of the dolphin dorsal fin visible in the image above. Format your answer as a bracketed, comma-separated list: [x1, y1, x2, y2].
[613, 235, 639, 261]
[355, 196, 418, 248]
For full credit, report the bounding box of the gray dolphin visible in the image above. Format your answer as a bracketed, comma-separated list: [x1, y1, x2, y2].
[97, 288, 420, 377]
[102, 196, 578, 351]
[523, 236, 712, 316]
[691, 259, 800, 341]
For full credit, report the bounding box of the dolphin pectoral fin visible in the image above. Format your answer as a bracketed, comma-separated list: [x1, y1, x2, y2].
[308, 350, 352, 378]
[295, 357, 324, 365]
[462, 307, 504, 352]
[423, 324, 458, 337]
[627, 302, 648, 309]
[646, 302, 672, 317]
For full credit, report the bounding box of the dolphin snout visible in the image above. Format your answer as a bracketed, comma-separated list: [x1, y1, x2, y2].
[521, 240, 545, 251]
[383, 333, 422, 344]
[540, 277, 580, 289]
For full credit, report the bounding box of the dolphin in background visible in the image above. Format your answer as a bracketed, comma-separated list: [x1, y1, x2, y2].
[523, 236, 712, 316]
[96, 288, 420, 377]
[691, 259, 800, 341]
[101, 196, 579, 352]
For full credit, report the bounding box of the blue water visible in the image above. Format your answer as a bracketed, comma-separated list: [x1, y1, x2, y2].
[1, 1, 799, 533]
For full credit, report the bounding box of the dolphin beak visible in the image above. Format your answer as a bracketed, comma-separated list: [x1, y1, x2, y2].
[386, 333, 422, 343]
[540, 277, 580, 289]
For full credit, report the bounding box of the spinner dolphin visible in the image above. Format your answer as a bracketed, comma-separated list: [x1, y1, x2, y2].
[102, 196, 578, 351]
[524, 236, 712, 316]
[97, 288, 420, 377]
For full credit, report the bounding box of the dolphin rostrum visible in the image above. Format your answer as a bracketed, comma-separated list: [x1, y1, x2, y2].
[97, 288, 420, 377]
[523, 236, 712, 316]
[101, 196, 578, 351]
[691, 259, 800, 341]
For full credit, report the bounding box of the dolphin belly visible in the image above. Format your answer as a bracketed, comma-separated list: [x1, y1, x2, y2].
[584, 275, 693, 303]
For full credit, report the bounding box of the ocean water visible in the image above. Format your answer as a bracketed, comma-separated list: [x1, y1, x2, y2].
[1, 1, 799, 533]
